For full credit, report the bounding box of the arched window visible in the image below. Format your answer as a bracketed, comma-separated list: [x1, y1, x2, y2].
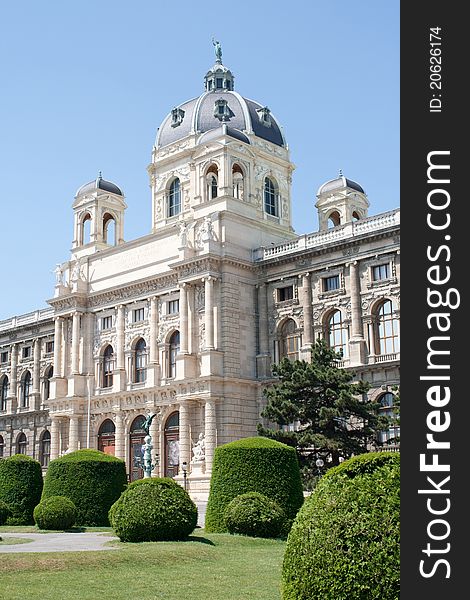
[168, 331, 180, 378]
[40, 430, 51, 467]
[134, 338, 147, 383]
[352, 210, 361, 221]
[17, 432, 27, 455]
[103, 213, 116, 245]
[0, 434, 4, 458]
[80, 212, 92, 245]
[328, 211, 341, 228]
[232, 164, 244, 199]
[264, 177, 278, 217]
[279, 319, 300, 361]
[164, 411, 180, 478]
[1, 375, 8, 411]
[206, 165, 218, 200]
[20, 371, 32, 408]
[168, 178, 181, 217]
[327, 310, 349, 357]
[376, 300, 400, 355]
[102, 345, 114, 388]
[43, 366, 53, 401]
[129, 415, 146, 481]
[98, 419, 115, 455]
[377, 392, 400, 445]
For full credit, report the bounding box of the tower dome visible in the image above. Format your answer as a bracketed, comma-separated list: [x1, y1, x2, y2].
[75, 172, 123, 198]
[315, 171, 369, 231]
[155, 43, 286, 149]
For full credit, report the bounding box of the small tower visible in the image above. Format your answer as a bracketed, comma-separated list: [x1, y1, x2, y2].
[72, 173, 127, 257]
[315, 171, 369, 231]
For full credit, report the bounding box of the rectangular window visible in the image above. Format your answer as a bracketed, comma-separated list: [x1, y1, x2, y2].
[323, 275, 340, 292]
[216, 78, 223, 89]
[22, 346, 31, 359]
[372, 264, 390, 281]
[168, 300, 180, 315]
[45, 341, 54, 354]
[101, 316, 113, 330]
[0, 351, 8, 363]
[278, 286, 294, 302]
[133, 308, 145, 323]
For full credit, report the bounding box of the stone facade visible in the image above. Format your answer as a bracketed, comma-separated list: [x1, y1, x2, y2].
[0, 53, 399, 498]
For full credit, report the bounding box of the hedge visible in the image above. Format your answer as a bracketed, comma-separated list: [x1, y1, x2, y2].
[109, 478, 198, 542]
[0, 500, 11, 526]
[0, 455, 43, 525]
[41, 449, 127, 526]
[282, 453, 400, 600]
[224, 492, 286, 539]
[204, 437, 304, 533]
[33, 496, 77, 530]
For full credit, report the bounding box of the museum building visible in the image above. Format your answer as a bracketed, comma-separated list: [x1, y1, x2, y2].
[0, 49, 400, 496]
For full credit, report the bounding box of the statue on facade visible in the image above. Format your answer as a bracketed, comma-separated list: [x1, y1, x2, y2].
[178, 220, 188, 247]
[192, 433, 205, 463]
[212, 38, 222, 62]
[201, 215, 216, 242]
[54, 264, 64, 286]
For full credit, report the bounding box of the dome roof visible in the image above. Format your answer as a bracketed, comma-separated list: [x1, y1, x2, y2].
[156, 91, 285, 149]
[317, 172, 365, 196]
[76, 173, 123, 197]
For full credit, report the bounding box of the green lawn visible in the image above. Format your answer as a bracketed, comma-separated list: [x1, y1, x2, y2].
[0, 528, 285, 600]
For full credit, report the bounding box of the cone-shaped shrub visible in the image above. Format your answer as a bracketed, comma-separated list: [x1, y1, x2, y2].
[0, 455, 43, 525]
[205, 437, 303, 533]
[109, 478, 197, 542]
[282, 453, 400, 600]
[41, 449, 127, 526]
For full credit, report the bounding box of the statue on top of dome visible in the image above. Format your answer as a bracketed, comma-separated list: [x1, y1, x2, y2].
[212, 38, 222, 63]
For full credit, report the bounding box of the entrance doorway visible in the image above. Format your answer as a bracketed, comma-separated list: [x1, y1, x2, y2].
[164, 411, 180, 478]
[98, 419, 115, 455]
[129, 415, 146, 481]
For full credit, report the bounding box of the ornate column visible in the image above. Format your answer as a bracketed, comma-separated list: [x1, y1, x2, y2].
[256, 283, 270, 378]
[348, 261, 366, 365]
[32, 338, 41, 410]
[204, 277, 215, 350]
[179, 283, 189, 354]
[114, 414, 125, 460]
[301, 273, 313, 349]
[149, 297, 159, 365]
[8, 343, 18, 411]
[179, 401, 190, 468]
[68, 416, 80, 451]
[116, 305, 125, 370]
[204, 399, 216, 474]
[71, 311, 81, 374]
[53, 317, 62, 377]
[50, 418, 61, 460]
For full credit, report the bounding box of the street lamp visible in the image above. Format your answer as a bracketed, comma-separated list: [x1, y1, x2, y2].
[181, 461, 188, 491]
[315, 456, 324, 476]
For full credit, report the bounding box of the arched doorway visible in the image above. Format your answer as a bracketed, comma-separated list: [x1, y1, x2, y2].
[98, 419, 115, 455]
[129, 415, 146, 481]
[164, 411, 179, 478]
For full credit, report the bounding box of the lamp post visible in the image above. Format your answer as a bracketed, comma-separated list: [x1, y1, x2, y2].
[315, 456, 324, 477]
[182, 461, 188, 491]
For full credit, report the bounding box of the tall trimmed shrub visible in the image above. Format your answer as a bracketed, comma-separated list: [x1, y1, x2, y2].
[282, 453, 400, 600]
[109, 478, 197, 542]
[205, 437, 303, 533]
[41, 449, 127, 526]
[0, 455, 43, 525]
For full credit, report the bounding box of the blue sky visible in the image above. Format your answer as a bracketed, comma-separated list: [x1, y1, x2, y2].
[0, 1, 399, 319]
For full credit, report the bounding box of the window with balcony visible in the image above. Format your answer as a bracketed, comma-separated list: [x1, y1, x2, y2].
[377, 392, 400, 445]
[102, 345, 114, 388]
[279, 319, 300, 362]
[168, 331, 180, 378]
[20, 371, 32, 407]
[134, 338, 147, 384]
[326, 310, 349, 358]
[1, 376, 8, 411]
[376, 300, 400, 355]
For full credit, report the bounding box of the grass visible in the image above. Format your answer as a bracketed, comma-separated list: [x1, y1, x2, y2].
[0, 528, 285, 599]
[0, 537, 33, 545]
[0, 526, 113, 534]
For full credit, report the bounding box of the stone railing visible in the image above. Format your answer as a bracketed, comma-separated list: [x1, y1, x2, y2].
[0, 307, 54, 332]
[253, 208, 400, 261]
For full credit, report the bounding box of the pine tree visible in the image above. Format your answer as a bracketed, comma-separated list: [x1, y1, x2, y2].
[258, 340, 388, 485]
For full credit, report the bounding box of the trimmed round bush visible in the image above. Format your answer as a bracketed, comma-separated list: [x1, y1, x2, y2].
[0, 455, 43, 525]
[41, 449, 127, 526]
[224, 492, 286, 538]
[33, 496, 77, 530]
[282, 453, 400, 600]
[109, 477, 197, 542]
[205, 437, 304, 533]
[0, 500, 11, 526]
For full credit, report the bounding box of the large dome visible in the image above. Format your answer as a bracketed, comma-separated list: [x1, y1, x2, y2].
[156, 51, 286, 150]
